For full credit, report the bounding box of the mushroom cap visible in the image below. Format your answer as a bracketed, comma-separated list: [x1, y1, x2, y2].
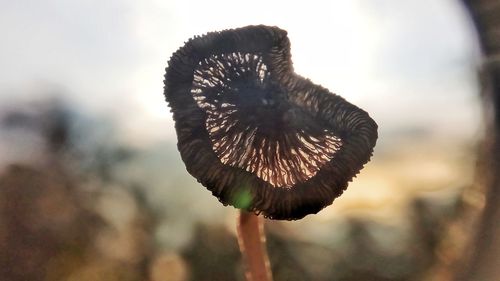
[164, 25, 378, 220]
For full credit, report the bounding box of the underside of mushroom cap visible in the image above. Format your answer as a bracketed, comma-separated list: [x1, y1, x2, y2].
[164, 25, 378, 220]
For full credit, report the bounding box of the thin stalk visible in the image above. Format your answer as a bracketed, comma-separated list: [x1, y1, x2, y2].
[237, 210, 273, 281]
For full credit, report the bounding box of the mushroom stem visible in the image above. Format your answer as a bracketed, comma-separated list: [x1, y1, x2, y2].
[237, 210, 273, 281]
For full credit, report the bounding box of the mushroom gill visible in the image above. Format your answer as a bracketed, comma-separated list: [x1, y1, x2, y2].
[164, 25, 378, 220]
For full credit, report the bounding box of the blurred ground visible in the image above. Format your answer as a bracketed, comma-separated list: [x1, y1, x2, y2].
[0, 96, 483, 281]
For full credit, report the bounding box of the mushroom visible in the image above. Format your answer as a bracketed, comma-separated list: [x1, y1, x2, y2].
[164, 25, 377, 281]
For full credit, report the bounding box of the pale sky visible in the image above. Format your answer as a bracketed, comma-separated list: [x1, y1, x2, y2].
[0, 0, 482, 145]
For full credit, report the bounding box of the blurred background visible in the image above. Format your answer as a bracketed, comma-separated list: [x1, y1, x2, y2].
[0, 0, 491, 280]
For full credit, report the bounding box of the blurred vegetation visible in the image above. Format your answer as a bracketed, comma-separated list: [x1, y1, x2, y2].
[456, 1, 500, 280]
[0, 98, 483, 281]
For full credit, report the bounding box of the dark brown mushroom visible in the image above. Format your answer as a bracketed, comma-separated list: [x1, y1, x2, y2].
[164, 25, 377, 221]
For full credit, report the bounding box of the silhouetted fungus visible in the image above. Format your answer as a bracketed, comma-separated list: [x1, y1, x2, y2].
[164, 25, 377, 281]
[164, 25, 377, 220]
